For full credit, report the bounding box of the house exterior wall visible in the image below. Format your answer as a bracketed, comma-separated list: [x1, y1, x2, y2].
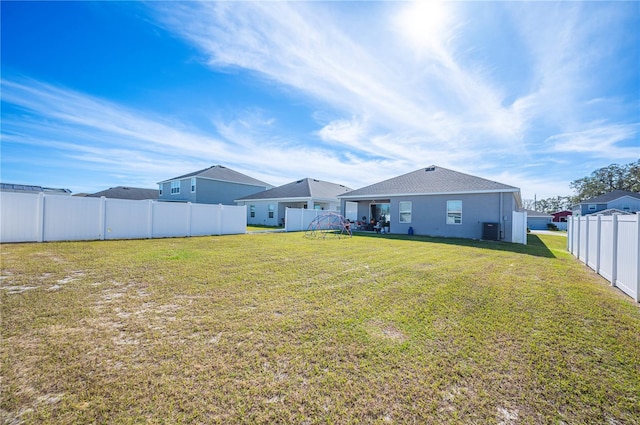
[575, 203, 607, 216]
[342, 192, 518, 242]
[238, 199, 340, 226]
[607, 196, 640, 213]
[159, 178, 267, 205]
[574, 196, 640, 216]
[527, 216, 552, 230]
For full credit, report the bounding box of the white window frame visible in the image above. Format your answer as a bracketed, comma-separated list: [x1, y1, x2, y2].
[446, 200, 462, 225]
[191, 178, 196, 193]
[399, 201, 412, 223]
[250, 205, 256, 218]
[587, 204, 596, 211]
[170, 181, 180, 195]
[268, 204, 275, 219]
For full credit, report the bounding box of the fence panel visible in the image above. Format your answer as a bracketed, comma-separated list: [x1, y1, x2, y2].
[578, 219, 588, 263]
[586, 216, 599, 270]
[152, 202, 190, 238]
[567, 214, 639, 302]
[512, 211, 527, 245]
[615, 216, 639, 300]
[190, 203, 221, 236]
[220, 205, 247, 235]
[598, 217, 614, 282]
[104, 199, 151, 240]
[44, 196, 102, 241]
[1, 194, 247, 243]
[285, 208, 325, 232]
[0, 192, 41, 243]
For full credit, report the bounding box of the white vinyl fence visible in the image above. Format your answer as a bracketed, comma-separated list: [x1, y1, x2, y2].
[284, 208, 329, 232]
[0, 192, 246, 243]
[512, 210, 527, 245]
[567, 214, 640, 302]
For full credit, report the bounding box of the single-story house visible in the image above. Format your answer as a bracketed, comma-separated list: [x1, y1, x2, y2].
[87, 186, 159, 200]
[235, 178, 352, 226]
[0, 183, 71, 195]
[572, 190, 640, 216]
[157, 165, 273, 205]
[339, 165, 523, 242]
[551, 210, 572, 223]
[523, 209, 553, 230]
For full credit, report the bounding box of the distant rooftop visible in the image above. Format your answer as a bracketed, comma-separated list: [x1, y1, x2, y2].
[236, 178, 351, 201]
[0, 183, 72, 195]
[159, 165, 273, 188]
[87, 186, 159, 200]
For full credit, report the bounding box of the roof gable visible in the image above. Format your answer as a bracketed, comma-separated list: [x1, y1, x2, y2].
[159, 165, 272, 188]
[340, 166, 519, 198]
[236, 178, 351, 201]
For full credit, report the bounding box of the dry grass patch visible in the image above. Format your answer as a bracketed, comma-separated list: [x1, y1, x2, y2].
[1, 233, 639, 424]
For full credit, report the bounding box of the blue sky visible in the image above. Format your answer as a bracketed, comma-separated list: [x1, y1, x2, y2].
[1, 1, 638, 200]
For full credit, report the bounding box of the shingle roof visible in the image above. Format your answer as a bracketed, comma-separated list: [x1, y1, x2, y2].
[340, 166, 519, 198]
[521, 209, 552, 218]
[159, 165, 272, 188]
[580, 190, 640, 204]
[236, 178, 352, 201]
[88, 186, 159, 200]
[0, 183, 72, 194]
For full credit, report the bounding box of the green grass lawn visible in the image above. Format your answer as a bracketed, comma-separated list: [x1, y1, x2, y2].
[1, 233, 639, 424]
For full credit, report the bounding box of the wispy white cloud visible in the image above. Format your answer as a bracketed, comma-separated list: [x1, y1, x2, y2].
[152, 1, 529, 150]
[2, 1, 637, 200]
[548, 124, 639, 159]
[0, 77, 402, 191]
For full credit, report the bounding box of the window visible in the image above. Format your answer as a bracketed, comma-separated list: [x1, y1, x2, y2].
[191, 178, 196, 193]
[250, 205, 255, 218]
[447, 200, 462, 224]
[170, 181, 180, 194]
[588, 204, 596, 211]
[399, 201, 412, 223]
[268, 204, 275, 219]
[159, 184, 163, 196]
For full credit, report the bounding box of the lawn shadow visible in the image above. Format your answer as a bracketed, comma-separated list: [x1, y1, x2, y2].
[351, 232, 556, 258]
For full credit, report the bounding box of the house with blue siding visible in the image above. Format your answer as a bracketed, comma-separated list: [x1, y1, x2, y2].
[571, 190, 640, 216]
[522, 209, 553, 230]
[157, 165, 273, 205]
[339, 166, 523, 242]
[236, 178, 352, 226]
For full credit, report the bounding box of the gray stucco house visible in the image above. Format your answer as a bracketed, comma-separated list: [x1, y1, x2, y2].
[339, 165, 523, 242]
[157, 165, 273, 205]
[571, 190, 640, 216]
[236, 178, 352, 226]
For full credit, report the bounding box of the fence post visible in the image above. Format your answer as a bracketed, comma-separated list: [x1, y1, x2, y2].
[595, 214, 601, 272]
[567, 216, 571, 252]
[635, 213, 640, 302]
[575, 216, 580, 259]
[611, 214, 618, 288]
[584, 215, 590, 265]
[218, 204, 223, 236]
[37, 192, 45, 243]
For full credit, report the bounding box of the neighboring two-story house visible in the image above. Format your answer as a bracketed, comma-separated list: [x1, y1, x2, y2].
[157, 165, 273, 205]
[571, 190, 640, 216]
